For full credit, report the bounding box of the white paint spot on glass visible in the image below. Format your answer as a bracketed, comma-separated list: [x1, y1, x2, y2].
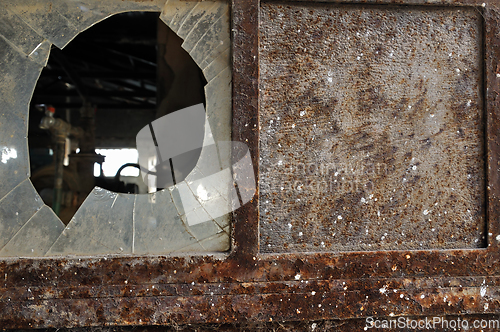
[196, 184, 210, 201]
[1, 147, 17, 164]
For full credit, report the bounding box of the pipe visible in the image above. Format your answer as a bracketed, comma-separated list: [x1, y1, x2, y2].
[52, 135, 66, 216]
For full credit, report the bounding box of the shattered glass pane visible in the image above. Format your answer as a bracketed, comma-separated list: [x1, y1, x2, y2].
[0, 206, 64, 257]
[0, 0, 247, 257]
[0, 180, 44, 250]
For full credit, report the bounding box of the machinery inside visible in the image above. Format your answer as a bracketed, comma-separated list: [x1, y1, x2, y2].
[28, 12, 206, 224]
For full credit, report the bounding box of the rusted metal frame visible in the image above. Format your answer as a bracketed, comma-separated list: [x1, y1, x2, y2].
[4, 272, 500, 302]
[251, 0, 498, 274]
[231, 0, 261, 260]
[485, 2, 500, 249]
[0, 1, 500, 329]
[2, 276, 500, 327]
[1, 251, 500, 327]
[263, 0, 496, 7]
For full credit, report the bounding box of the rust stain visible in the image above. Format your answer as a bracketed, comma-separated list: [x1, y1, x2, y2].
[259, 3, 486, 253]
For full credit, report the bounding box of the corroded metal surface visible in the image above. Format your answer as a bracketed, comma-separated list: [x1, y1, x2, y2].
[2, 252, 500, 327]
[259, 3, 486, 252]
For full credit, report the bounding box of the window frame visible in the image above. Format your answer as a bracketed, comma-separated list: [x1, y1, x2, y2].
[1, 0, 500, 328]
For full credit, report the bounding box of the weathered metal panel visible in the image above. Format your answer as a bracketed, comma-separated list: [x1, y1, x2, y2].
[259, 3, 486, 252]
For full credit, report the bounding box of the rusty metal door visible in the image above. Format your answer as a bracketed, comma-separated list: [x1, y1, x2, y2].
[1, 0, 500, 329]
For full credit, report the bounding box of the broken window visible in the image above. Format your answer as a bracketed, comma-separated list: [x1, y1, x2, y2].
[0, 0, 243, 257]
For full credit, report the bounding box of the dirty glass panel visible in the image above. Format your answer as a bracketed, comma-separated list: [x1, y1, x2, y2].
[0, 4, 45, 57]
[0, 97, 30, 201]
[200, 37, 230, 70]
[2, 0, 80, 49]
[181, 2, 228, 53]
[50, 0, 165, 34]
[0, 37, 44, 111]
[0, 180, 44, 250]
[161, 0, 200, 34]
[0, 206, 64, 257]
[133, 190, 198, 254]
[27, 40, 52, 67]
[259, 4, 485, 252]
[176, 2, 220, 40]
[46, 189, 135, 256]
[189, 10, 230, 66]
[203, 48, 231, 82]
[0, 37, 43, 200]
[160, 0, 204, 34]
[205, 67, 232, 144]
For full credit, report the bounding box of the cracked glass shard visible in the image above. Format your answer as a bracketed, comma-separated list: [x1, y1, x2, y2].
[137, 104, 206, 190]
[0, 180, 44, 250]
[133, 190, 198, 255]
[205, 67, 232, 143]
[0, 97, 30, 201]
[198, 231, 229, 251]
[200, 37, 229, 69]
[51, 0, 165, 33]
[169, 142, 255, 227]
[0, 36, 43, 108]
[161, 0, 199, 34]
[46, 189, 134, 256]
[176, 2, 220, 40]
[0, 206, 64, 257]
[181, 2, 228, 53]
[172, 241, 204, 253]
[188, 9, 230, 66]
[0, 38, 43, 199]
[28, 40, 52, 67]
[0, 4, 46, 57]
[203, 48, 230, 82]
[2, 0, 81, 49]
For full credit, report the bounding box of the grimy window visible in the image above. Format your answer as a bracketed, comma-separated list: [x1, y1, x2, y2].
[1, 0, 500, 329]
[0, 0, 235, 257]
